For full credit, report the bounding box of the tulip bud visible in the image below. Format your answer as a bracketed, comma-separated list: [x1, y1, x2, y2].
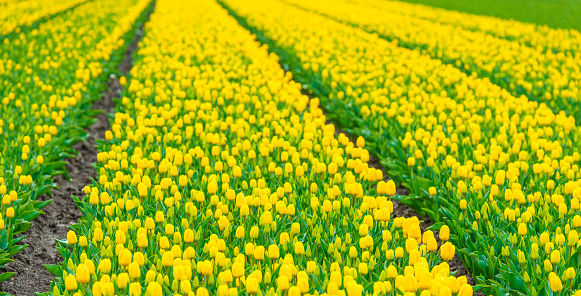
[294, 241, 305, 255]
[119, 249, 132, 267]
[356, 137, 365, 148]
[232, 262, 244, 278]
[395, 247, 404, 258]
[181, 280, 192, 294]
[549, 273, 563, 292]
[233, 166, 242, 178]
[386, 180, 396, 196]
[428, 187, 436, 196]
[254, 246, 265, 260]
[162, 251, 174, 268]
[129, 282, 141, 296]
[386, 249, 394, 260]
[129, 262, 141, 279]
[408, 224, 421, 241]
[459, 199, 467, 210]
[6, 207, 14, 218]
[117, 272, 129, 289]
[65, 274, 78, 291]
[566, 267, 576, 281]
[235, 226, 245, 239]
[518, 223, 527, 236]
[439, 225, 450, 241]
[568, 230, 579, 247]
[67, 231, 78, 245]
[147, 282, 163, 296]
[544, 259, 553, 272]
[77, 235, 88, 247]
[201, 260, 213, 276]
[99, 258, 112, 274]
[458, 284, 473, 296]
[291, 223, 300, 235]
[146, 269, 156, 283]
[297, 276, 309, 293]
[250, 226, 259, 239]
[518, 250, 526, 264]
[76, 264, 90, 284]
[358, 263, 368, 275]
[387, 265, 397, 279]
[531, 243, 539, 260]
[440, 242, 455, 261]
[277, 276, 290, 291]
[358, 224, 368, 236]
[539, 232, 550, 245]
[427, 237, 438, 252]
[246, 277, 259, 294]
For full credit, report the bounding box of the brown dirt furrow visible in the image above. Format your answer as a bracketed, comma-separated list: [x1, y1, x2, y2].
[0, 9, 148, 295]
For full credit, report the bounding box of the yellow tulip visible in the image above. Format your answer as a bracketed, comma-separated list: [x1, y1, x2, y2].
[440, 242, 455, 261]
[75, 264, 90, 284]
[65, 274, 78, 291]
[128, 262, 141, 279]
[119, 249, 132, 267]
[246, 277, 259, 294]
[67, 230, 78, 245]
[458, 284, 473, 296]
[549, 274, 563, 292]
[439, 225, 450, 241]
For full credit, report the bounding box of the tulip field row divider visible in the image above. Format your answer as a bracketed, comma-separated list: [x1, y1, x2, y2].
[279, 0, 581, 123]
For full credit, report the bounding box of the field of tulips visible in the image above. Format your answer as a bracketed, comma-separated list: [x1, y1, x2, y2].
[219, 0, 581, 294]
[3, 0, 581, 295]
[0, 0, 151, 286]
[280, 0, 581, 124]
[47, 0, 476, 295]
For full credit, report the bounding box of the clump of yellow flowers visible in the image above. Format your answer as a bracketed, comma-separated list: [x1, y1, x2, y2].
[52, 0, 473, 295]
[0, 0, 87, 36]
[221, 0, 581, 294]
[0, 0, 151, 285]
[285, 0, 581, 122]
[347, 0, 581, 55]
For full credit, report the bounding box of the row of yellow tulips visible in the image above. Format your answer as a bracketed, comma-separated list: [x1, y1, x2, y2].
[349, 0, 581, 55]
[50, 0, 473, 295]
[219, 0, 581, 294]
[284, 0, 581, 122]
[0, 0, 152, 288]
[0, 0, 88, 37]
